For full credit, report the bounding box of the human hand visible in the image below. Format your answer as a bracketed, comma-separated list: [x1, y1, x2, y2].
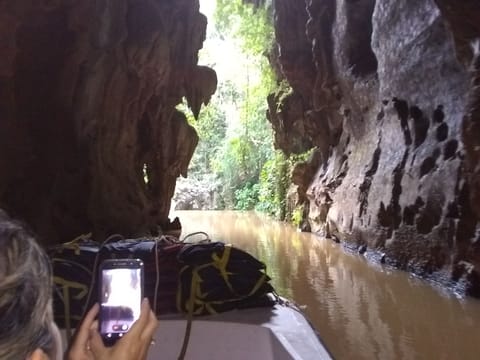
[89, 298, 158, 360]
[66, 303, 99, 360]
[67, 299, 159, 360]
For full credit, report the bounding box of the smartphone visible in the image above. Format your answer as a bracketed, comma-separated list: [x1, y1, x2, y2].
[98, 259, 144, 346]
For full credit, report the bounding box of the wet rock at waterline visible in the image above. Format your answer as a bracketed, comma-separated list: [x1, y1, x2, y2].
[268, 0, 480, 296]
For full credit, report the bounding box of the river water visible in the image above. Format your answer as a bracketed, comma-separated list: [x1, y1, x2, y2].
[172, 210, 480, 359]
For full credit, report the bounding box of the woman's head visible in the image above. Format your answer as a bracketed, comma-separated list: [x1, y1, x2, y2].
[0, 210, 58, 360]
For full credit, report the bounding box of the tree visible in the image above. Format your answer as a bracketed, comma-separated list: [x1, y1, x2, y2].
[177, 0, 289, 215]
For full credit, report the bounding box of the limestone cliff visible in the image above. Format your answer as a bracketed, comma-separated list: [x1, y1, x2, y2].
[0, 0, 216, 244]
[268, 0, 480, 296]
[1, 0, 479, 297]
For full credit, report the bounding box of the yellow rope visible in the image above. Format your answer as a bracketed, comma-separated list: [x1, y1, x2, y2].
[176, 243, 270, 359]
[248, 272, 267, 297]
[211, 245, 234, 293]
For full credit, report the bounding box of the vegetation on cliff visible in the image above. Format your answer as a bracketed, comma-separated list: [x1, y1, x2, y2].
[173, 0, 302, 221]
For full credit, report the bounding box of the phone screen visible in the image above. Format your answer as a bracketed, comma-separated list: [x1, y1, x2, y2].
[99, 263, 142, 344]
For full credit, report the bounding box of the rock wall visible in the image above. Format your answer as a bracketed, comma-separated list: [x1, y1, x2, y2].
[0, 0, 216, 245]
[268, 0, 480, 296]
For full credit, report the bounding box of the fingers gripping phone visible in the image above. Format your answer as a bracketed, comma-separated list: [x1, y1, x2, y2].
[98, 259, 144, 346]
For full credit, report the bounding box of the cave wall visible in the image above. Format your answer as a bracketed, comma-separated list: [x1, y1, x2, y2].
[0, 0, 216, 244]
[269, 0, 480, 295]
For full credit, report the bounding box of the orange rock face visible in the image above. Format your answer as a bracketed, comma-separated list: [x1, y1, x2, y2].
[0, 0, 216, 244]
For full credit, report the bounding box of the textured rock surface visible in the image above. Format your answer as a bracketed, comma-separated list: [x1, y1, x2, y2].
[172, 176, 219, 211]
[268, 0, 480, 296]
[1, 0, 479, 296]
[0, 0, 216, 244]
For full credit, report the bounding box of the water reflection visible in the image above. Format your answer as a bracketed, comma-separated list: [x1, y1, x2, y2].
[174, 210, 480, 359]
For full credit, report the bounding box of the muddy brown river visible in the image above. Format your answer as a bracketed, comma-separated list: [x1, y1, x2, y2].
[172, 210, 480, 360]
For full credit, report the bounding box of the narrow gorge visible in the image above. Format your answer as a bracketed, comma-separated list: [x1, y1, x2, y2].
[0, 0, 479, 297]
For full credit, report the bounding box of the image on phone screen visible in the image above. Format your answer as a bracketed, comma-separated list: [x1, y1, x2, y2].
[100, 267, 142, 340]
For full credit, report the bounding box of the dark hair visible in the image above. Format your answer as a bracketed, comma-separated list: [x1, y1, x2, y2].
[0, 210, 55, 359]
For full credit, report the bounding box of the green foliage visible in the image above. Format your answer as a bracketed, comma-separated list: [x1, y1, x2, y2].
[212, 129, 268, 209]
[291, 204, 304, 227]
[289, 147, 316, 167]
[176, 0, 297, 219]
[234, 182, 260, 210]
[273, 80, 294, 111]
[215, 0, 274, 56]
[202, 0, 277, 211]
[176, 89, 229, 178]
[192, 98, 228, 176]
[255, 151, 288, 219]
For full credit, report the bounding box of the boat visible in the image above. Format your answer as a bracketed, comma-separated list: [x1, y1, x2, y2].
[147, 299, 332, 360]
[54, 237, 332, 359]
[60, 299, 332, 360]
